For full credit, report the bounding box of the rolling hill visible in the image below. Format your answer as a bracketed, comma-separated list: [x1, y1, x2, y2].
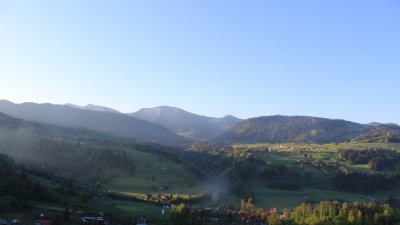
[217, 115, 400, 144]
[129, 106, 241, 140]
[0, 100, 184, 144]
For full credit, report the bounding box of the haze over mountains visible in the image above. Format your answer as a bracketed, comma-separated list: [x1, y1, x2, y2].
[0, 99, 399, 144]
[129, 106, 241, 140]
[0, 100, 183, 144]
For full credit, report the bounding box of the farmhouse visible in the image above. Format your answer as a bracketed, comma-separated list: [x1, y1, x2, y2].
[81, 216, 106, 225]
[158, 194, 171, 202]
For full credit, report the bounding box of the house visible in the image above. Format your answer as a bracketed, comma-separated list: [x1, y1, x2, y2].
[157, 185, 169, 191]
[81, 216, 106, 225]
[269, 207, 277, 214]
[158, 194, 171, 202]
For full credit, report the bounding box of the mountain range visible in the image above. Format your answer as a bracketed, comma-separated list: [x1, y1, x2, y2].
[129, 106, 241, 140]
[0, 99, 399, 144]
[0, 100, 183, 144]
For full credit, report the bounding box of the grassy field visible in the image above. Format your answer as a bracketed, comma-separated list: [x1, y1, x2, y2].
[251, 182, 369, 211]
[102, 147, 206, 197]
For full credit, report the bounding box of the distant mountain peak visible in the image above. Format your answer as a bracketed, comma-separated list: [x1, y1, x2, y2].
[223, 114, 241, 120]
[130, 106, 242, 140]
[65, 103, 120, 114]
[84, 104, 121, 113]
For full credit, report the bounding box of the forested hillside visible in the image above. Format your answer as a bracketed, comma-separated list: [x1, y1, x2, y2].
[217, 115, 400, 144]
[217, 116, 363, 143]
[0, 112, 136, 179]
[0, 100, 184, 144]
[353, 124, 400, 143]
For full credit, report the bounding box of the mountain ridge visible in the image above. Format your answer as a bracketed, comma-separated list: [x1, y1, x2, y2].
[129, 106, 242, 140]
[217, 115, 400, 144]
[0, 100, 184, 144]
[2, 100, 400, 144]
[65, 103, 121, 113]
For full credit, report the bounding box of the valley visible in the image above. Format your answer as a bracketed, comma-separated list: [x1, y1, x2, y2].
[1, 103, 400, 224]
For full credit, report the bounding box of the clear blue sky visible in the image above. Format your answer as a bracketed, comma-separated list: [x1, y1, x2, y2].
[0, 1, 399, 124]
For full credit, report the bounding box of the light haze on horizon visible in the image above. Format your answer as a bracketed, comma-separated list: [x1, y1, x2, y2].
[0, 1, 399, 124]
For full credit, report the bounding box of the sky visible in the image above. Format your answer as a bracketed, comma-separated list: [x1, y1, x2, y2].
[0, 1, 399, 124]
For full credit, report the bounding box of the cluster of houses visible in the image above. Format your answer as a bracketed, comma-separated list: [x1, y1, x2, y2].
[80, 216, 147, 225]
[0, 213, 54, 225]
[270, 145, 323, 153]
[144, 193, 171, 203]
[188, 205, 290, 225]
[0, 218, 19, 225]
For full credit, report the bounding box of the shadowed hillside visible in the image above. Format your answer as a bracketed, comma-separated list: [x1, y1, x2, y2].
[0, 100, 184, 145]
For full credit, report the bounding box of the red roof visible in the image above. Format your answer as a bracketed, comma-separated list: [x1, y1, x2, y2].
[269, 208, 277, 214]
[38, 219, 53, 225]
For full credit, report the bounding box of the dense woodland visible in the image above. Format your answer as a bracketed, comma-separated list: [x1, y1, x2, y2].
[333, 171, 397, 193]
[338, 149, 400, 171]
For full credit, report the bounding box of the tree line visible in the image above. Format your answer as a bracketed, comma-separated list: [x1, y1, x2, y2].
[333, 171, 397, 193]
[338, 149, 400, 171]
[287, 201, 400, 225]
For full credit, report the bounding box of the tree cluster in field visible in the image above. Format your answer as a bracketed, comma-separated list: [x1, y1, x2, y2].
[333, 171, 397, 193]
[0, 153, 58, 213]
[228, 156, 302, 198]
[338, 149, 400, 171]
[189, 141, 234, 153]
[182, 151, 231, 177]
[284, 201, 400, 225]
[296, 158, 337, 173]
